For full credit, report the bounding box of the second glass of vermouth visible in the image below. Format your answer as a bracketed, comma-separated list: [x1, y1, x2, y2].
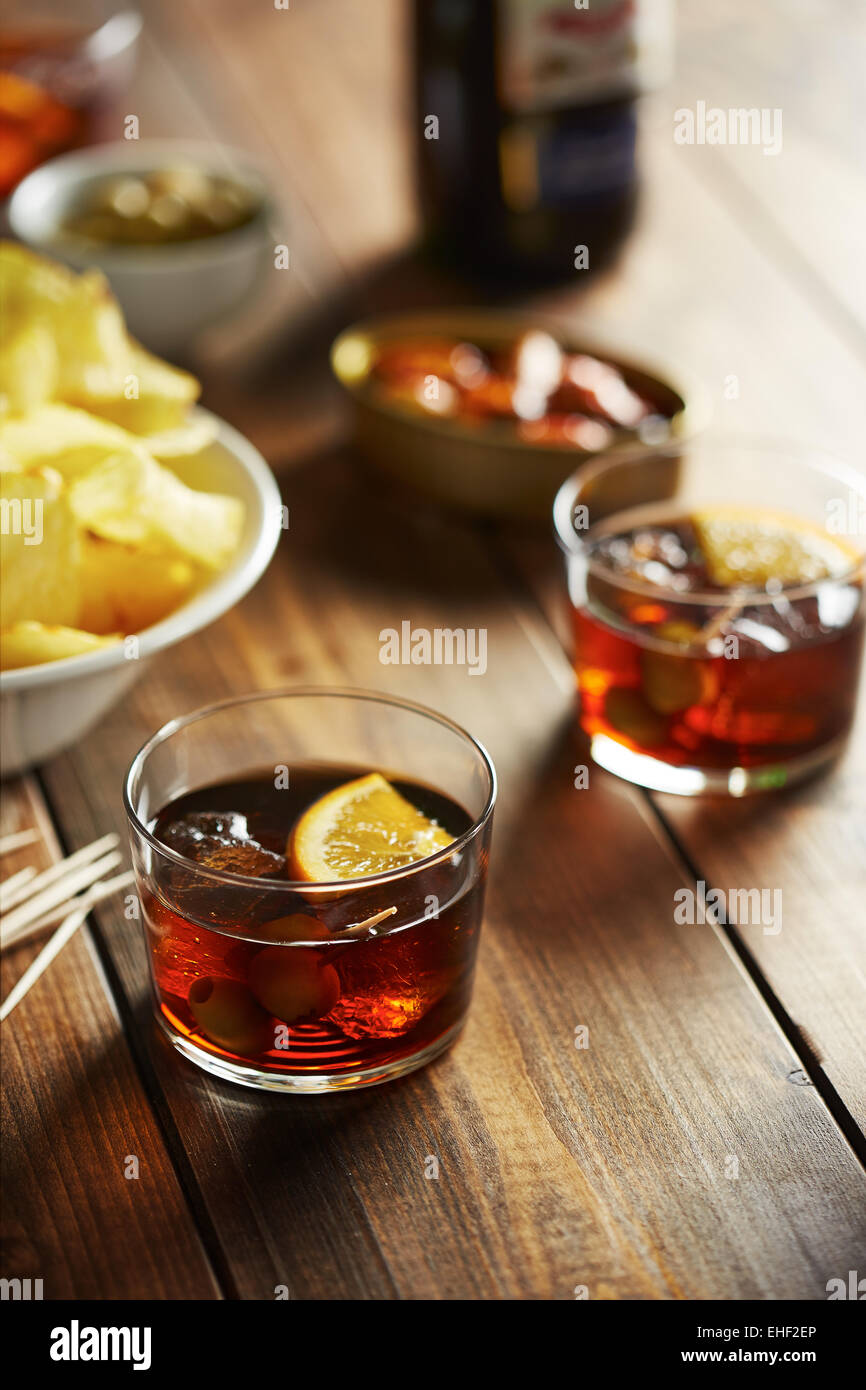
[554, 442, 866, 795]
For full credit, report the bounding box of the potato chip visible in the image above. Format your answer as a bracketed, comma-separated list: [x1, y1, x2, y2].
[0, 404, 137, 478]
[0, 322, 58, 418]
[69, 449, 244, 569]
[0, 243, 131, 405]
[69, 342, 200, 435]
[54, 270, 132, 401]
[0, 244, 200, 431]
[0, 467, 80, 627]
[80, 535, 201, 634]
[0, 396, 215, 481]
[0, 242, 77, 315]
[0, 404, 242, 568]
[137, 414, 219, 460]
[0, 621, 119, 669]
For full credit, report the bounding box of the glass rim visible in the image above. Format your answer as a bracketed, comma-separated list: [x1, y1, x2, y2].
[123, 686, 497, 894]
[552, 436, 866, 606]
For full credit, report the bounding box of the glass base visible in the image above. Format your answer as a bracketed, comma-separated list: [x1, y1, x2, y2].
[157, 1013, 466, 1093]
[589, 731, 847, 797]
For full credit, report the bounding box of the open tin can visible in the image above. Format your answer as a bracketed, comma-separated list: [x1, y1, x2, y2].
[331, 310, 707, 520]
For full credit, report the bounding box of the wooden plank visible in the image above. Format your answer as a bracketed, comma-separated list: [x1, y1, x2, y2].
[39, 452, 866, 1299]
[673, 0, 866, 345]
[654, 747, 866, 1136]
[177, 0, 416, 274]
[0, 779, 220, 1299]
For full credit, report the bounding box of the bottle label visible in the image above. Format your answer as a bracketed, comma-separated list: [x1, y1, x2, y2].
[499, 105, 637, 211]
[497, 0, 672, 113]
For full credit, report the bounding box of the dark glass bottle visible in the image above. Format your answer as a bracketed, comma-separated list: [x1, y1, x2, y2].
[413, 0, 672, 282]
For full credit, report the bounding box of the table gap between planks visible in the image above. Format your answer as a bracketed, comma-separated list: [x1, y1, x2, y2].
[2, 0, 864, 1300]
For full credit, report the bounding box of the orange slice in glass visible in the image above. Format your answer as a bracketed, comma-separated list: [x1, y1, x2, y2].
[288, 773, 454, 882]
[692, 505, 860, 590]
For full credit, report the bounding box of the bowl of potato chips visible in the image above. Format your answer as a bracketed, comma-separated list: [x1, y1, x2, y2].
[0, 244, 282, 775]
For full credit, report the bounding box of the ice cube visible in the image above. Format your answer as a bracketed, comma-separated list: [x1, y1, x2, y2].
[157, 810, 289, 929]
[593, 523, 708, 592]
[160, 811, 286, 877]
[327, 930, 457, 1040]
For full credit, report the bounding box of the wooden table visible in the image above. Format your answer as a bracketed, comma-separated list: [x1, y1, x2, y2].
[2, 0, 865, 1301]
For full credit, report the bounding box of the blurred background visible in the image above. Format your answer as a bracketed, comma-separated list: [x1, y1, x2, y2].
[3, 0, 865, 485]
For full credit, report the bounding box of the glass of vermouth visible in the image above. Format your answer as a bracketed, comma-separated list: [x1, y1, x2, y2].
[125, 689, 496, 1091]
[554, 441, 866, 795]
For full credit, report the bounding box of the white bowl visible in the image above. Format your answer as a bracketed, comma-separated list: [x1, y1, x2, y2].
[8, 140, 273, 356]
[0, 410, 282, 776]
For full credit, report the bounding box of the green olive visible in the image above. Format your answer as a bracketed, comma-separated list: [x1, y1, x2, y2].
[257, 913, 329, 944]
[604, 687, 669, 749]
[188, 978, 272, 1056]
[641, 622, 716, 715]
[249, 947, 340, 1024]
[641, 653, 704, 715]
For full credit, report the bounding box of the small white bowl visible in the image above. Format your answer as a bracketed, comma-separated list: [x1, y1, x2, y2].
[0, 410, 282, 776]
[8, 140, 273, 356]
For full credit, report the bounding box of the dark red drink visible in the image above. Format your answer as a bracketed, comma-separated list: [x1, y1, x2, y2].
[574, 510, 865, 780]
[0, 12, 139, 195]
[143, 764, 486, 1084]
[555, 445, 866, 795]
